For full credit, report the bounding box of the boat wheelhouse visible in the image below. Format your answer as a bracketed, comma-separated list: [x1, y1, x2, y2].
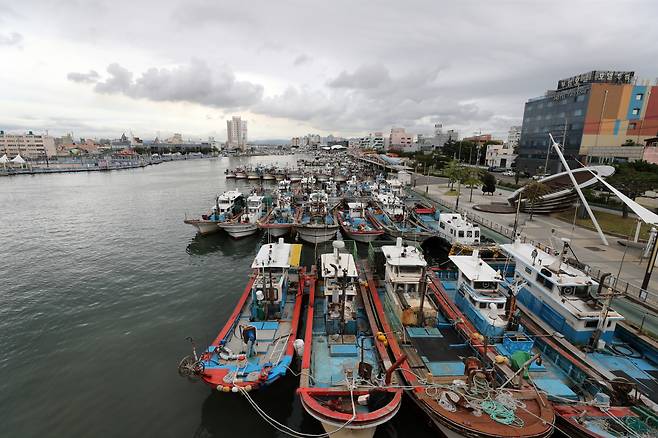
[219, 193, 266, 238]
[183, 190, 244, 235]
[500, 239, 623, 346]
[434, 213, 481, 246]
[178, 239, 303, 392]
[450, 251, 507, 337]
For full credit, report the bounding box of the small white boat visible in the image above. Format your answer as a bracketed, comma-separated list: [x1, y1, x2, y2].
[184, 191, 245, 235]
[220, 193, 267, 238]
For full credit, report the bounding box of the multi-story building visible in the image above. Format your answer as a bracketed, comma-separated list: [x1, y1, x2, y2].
[0, 130, 56, 158]
[485, 143, 517, 169]
[226, 116, 248, 150]
[359, 132, 385, 150]
[417, 124, 459, 151]
[389, 128, 415, 152]
[517, 70, 658, 174]
[507, 126, 521, 150]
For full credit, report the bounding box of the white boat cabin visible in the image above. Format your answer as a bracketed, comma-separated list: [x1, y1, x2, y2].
[382, 238, 427, 299]
[500, 239, 623, 344]
[437, 213, 480, 245]
[217, 190, 243, 215]
[320, 241, 358, 325]
[245, 194, 266, 221]
[251, 239, 292, 307]
[450, 252, 507, 330]
[346, 202, 366, 218]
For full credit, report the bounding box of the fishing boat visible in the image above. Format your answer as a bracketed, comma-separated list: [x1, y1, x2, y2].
[178, 239, 303, 392]
[219, 192, 267, 238]
[336, 201, 384, 243]
[295, 191, 339, 244]
[500, 238, 658, 408]
[235, 168, 247, 179]
[443, 251, 658, 437]
[365, 238, 555, 438]
[258, 191, 299, 238]
[410, 202, 481, 248]
[298, 241, 404, 438]
[247, 168, 260, 181]
[367, 196, 434, 244]
[184, 190, 245, 235]
[225, 169, 236, 179]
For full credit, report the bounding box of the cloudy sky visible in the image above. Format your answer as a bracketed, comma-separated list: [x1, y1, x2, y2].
[2, 1, 658, 141]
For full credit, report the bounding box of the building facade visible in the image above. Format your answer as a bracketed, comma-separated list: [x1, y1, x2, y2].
[388, 127, 415, 152]
[359, 132, 384, 150]
[518, 70, 658, 174]
[417, 124, 459, 151]
[226, 116, 248, 150]
[507, 126, 521, 149]
[0, 131, 56, 158]
[485, 143, 517, 168]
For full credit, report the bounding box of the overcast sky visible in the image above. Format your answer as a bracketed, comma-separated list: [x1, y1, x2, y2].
[2, 1, 658, 141]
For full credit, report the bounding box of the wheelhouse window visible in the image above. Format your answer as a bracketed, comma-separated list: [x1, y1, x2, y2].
[458, 231, 465, 237]
[584, 320, 598, 329]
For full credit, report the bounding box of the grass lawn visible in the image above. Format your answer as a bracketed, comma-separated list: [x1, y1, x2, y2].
[552, 208, 652, 240]
[445, 189, 459, 196]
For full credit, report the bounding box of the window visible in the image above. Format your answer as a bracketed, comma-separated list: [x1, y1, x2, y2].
[479, 302, 487, 309]
[636, 93, 644, 101]
[467, 231, 472, 237]
[439, 222, 445, 229]
[497, 303, 505, 309]
[632, 108, 640, 115]
[574, 109, 583, 116]
[525, 267, 532, 274]
[576, 95, 586, 102]
[585, 320, 598, 329]
[474, 231, 479, 238]
[458, 231, 464, 238]
[629, 122, 638, 130]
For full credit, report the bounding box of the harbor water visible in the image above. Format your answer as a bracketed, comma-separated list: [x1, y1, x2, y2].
[0, 156, 440, 438]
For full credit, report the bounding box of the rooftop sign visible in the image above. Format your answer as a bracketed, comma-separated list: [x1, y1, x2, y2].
[557, 71, 634, 90]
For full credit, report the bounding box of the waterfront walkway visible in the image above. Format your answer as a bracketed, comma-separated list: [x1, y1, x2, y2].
[411, 178, 658, 333]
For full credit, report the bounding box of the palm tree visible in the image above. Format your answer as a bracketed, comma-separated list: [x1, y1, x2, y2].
[464, 168, 482, 202]
[522, 181, 550, 220]
[444, 159, 463, 190]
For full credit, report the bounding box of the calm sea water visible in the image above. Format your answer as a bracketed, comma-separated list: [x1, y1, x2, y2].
[0, 156, 436, 438]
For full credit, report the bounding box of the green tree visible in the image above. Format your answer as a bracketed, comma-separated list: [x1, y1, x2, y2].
[481, 171, 496, 195]
[607, 161, 658, 218]
[444, 159, 463, 189]
[523, 181, 550, 220]
[464, 168, 482, 202]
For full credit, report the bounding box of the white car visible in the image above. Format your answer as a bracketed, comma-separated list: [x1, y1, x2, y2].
[502, 170, 515, 176]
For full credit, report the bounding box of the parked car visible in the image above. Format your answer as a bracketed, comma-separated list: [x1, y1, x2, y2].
[502, 170, 515, 177]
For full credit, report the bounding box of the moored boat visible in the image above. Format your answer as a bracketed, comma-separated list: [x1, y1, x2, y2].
[178, 239, 304, 392]
[298, 241, 404, 438]
[219, 192, 267, 238]
[184, 190, 245, 235]
[364, 239, 555, 438]
[295, 191, 339, 244]
[258, 190, 299, 238]
[336, 201, 384, 243]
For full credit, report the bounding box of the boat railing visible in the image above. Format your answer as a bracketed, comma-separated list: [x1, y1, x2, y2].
[267, 333, 291, 365]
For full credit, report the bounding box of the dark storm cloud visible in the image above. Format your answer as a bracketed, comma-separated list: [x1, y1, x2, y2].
[67, 70, 100, 83]
[90, 60, 263, 108]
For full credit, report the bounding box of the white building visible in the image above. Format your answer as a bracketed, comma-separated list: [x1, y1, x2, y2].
[485, 143, 517, 169]
[507, 126, 521, 149]
[226, 116, 248, 150]
[0, 130, 56, 158]
[359, 132, 385, 149]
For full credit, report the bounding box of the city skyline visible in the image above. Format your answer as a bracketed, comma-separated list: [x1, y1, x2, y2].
[2, 1, 658, 140]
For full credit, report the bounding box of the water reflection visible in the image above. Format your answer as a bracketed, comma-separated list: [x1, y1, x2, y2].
[194, 373, 308, 438]
[186, 232, 261, 257]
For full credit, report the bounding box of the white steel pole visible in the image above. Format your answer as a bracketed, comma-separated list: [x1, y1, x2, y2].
[549, 134, 608, 246]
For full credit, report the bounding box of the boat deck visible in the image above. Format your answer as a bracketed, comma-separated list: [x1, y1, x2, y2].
[309, 297, 380, 390]
[203, 289, 296, 384]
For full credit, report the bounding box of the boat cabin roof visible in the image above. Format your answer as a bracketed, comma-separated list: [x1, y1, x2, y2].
[218, 190, 242, 202]
[382, 244, 427, 267]
[247, 194, 265, 202]
[449, 255, 502, 283]
[251, 242, 292, 269]
[347, 202, 365, 210]
[320, 253, 358, 278]
[501, 242, 597, 287]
